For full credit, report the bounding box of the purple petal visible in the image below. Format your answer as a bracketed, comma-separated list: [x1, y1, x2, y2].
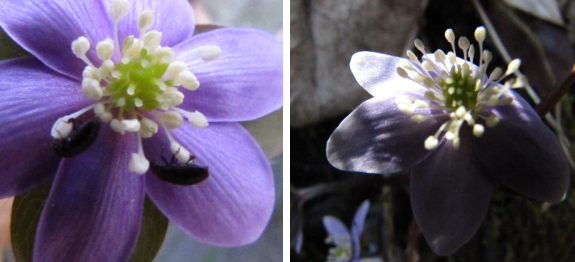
[350, 52, 428, 98]
[34, 128, 145, 262]
[0, 58, 88, 198]
[351, 200, 369, 260]
[326, 96, 448, 175]
[322, 216, 351, 246]
[0, 0, 113, 79]
[411, 130, 493, 256]
[174, 28, 283, 122]
[115, 0, 194, 47]
[473, 91, 569, 203]
[144, 122, 274, 246]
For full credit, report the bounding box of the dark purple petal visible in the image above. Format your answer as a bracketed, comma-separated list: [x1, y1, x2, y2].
[350, 52, 428, 98]
[326, 96, 448, 175]
[116, 0, 194, 47]
[351, 200, 369, 260]
[411, 130, 493, 256]
[322, 216, 351, 245]
[0, 0, 113, 79]
[473, 91, 569, 203]
[0, 58, 88, 198]
[34, 127, 145, 262]
[174, 28, 283, 122]
[144, 122, 274, 246]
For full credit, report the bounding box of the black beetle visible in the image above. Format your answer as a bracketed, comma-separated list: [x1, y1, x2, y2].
[150, 153, 209, 186]
[52, 118, 101, 158]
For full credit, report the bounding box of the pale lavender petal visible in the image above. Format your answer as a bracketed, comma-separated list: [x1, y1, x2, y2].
[113, 0, 194, 47]
[473, 91, 569, 203]
[174, 28, 283, 122]
[0, 0, 113, 79]
[0, 58, 88, 198]
[322, 216, 351, 246]
[411, 130, 493, 256]
[351, 200, 369, 261]
[34, 128, 144, 262]
[144, 122, 274, 246]
[350, 52, 428, 98]
[326, 96, 448, 175]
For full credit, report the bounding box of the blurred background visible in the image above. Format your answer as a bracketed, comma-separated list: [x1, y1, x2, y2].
[0, 0, 282, 262]
[291, 0, 575, 261]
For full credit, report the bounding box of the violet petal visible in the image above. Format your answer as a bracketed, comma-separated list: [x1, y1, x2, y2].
[473, 91, 569, 203]
[351, 200, 369, 260]
[144, 122, 274, 246]
[0, 58, 88, 198]
[327, 96, 448, 175]
[174, 28, 283, 122]
[34, 127, 145, 262]
[115, 0, 194, 48]
[350, 52, 428, 98]
[411, 130, 493, 256]
[0, 0, 113, 79]
[322, 216, 351, 246]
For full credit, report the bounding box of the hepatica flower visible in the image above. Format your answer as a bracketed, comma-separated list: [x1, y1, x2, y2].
[0, 0, 281, 261]
[327, 27, 569, 255]
[323, 200, 369, 262]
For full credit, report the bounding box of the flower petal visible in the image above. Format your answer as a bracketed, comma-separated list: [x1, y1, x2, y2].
[351, 200, 370, 260]
[34, 128, 145, 262]
[411, 129, 493, 256]
[0, 0, 113, 79]
[350, 51, 428, 98]
[326, 96, 448, 175]
[0, 58, 88, 198]
[144, 122, 274, 246]
[322, 216, 351, 246]
[115, 0, 194, 47]
[473, 92, 570, 203]
[174, 28, 283, 122]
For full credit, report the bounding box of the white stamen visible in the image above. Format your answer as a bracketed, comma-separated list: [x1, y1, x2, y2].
[170, 142, 192, 163]
[473, 124, 484, 137]
[177, 71, 200, 90]
[137, 10, 154, 36]
[452, 137, 460, 149]
[486, 115, 499, 127]
[455, 106, 467, 118]
[164, 61, 188, 80]
[140, 118, 158, 138]
[414, 39, 425, 53]
[123, 119, 141, 132]
[81, 79, 103, 100]
[96, 38, 114, 61]
[129, 153, 149, 175]
[191, 46, 221, 61]
[108, 0, 130, 22]
[125, 39, 144, 59]
[504, 59, 521, 76]
[99, 59, 115, 78]
[72, 37, 91, 58]
[187, 111, 208, 128]
[134, 98, 143, 107]
[117, 98, 126, 107]
[474, 26, 486, 43]
[397, 67, 409, 78]
[51, 118, 74, 139]
[445, 29, 456, 52]
[411, 115, 430, 122]
[425, 136, 439, 150]
[142, 30, 162, 50]
[127, 84, 136, 95]
[157, 111, 183, 129]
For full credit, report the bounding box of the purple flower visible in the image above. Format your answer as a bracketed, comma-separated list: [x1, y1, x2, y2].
[0, 0, 281, 261]
[323, 200, 370, 262]
[327, 27, 569, 255]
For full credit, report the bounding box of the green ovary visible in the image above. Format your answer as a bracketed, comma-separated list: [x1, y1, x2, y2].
[106, 54, 170, 112]
[439, 69, 478, 110]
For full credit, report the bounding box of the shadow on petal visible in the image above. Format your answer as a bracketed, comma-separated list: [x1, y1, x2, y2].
[411, 129, 493, 256]
[327, 97, 447, 175]
[474, 92, 569, 203]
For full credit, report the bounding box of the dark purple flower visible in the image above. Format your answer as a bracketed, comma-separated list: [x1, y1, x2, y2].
[323, 200, 370, 262]
[0, 0, 281, 261]
[327, 27, 569, 255]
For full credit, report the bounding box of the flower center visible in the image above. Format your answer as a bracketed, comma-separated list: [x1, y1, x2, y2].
[395, 26, 527, 150]
[50, 0, 220, 174]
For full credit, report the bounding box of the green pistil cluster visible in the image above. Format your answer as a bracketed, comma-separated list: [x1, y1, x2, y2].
[439, 68, 479, 110]
[107, 51, 170, 112]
